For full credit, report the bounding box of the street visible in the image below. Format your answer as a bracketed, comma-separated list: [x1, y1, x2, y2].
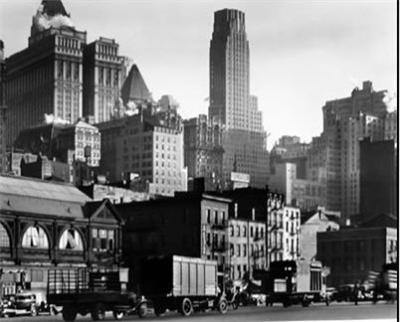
[4, 302, 397, 322]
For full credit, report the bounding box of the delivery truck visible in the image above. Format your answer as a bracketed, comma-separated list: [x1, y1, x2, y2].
[46, 267, 142, 321]
[262, 259, 327, 307]
[138, 255, 228, 317]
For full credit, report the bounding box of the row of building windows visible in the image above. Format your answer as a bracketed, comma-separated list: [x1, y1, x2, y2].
[206, 209, 226, 225]
[230, 243, 265, 258]
[0, 224, 115, 253]
[229, 225, 265, 239]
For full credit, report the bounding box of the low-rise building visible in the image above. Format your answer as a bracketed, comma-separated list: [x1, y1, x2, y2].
[228, 216, 266, 285]
[116, 192, 231, 288]
[0, 175, 123, 301]
[300, 207, 340, 261]
[317, 223, 397, 287]
[266, 192, 285, 266]
[281, 206, 301, 261]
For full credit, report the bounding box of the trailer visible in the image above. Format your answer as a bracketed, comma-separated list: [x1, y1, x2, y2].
[46, 267, 141, 321]
[138, 255, 228, 317]
[263, 259, 326, 307]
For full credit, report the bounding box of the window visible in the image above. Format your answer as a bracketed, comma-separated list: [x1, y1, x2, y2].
[230, 225, 234, 237]
[243, 244, 247, 257]
[22, 226, 49, 249]
[207, 209, 211, 224]
[237, 244, 241, 257]
[0, 223, 10, 247]
[59, 229, 83, 251]
[92, 228, 115, 252]
[243, 226, 247, 237]
[250, 226, 254, 237]
[214, 210, 218, 224]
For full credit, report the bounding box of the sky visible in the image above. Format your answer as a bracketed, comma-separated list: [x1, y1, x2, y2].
[0, 0, 397, 148]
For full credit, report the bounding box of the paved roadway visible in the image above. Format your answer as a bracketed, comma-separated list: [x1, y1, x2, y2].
[4, 302, 397, 322]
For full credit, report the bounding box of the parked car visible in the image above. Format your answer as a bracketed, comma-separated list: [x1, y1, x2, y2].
[12, 292, 37, 316]
[325, 287, 338, 302]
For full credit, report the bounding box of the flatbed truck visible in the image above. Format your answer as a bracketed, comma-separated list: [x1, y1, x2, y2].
[46, 267, 142, 321]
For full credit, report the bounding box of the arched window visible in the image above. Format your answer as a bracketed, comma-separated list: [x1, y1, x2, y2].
[0, 223, 10, 247]
[22, 226, 49, 249]
[59, 229, 83, 251]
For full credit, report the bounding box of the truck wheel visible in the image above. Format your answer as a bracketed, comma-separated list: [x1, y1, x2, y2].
[154, 303, 166, 317]
[91, 303, 106, 321]
[137, 302, 147, 318]
[113, 310, 124, 320]
[180, 298, 193, 316]
[63, 306, 77, 322]
[218, 299, 228, 314]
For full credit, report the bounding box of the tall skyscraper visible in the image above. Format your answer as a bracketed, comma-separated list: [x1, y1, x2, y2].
[0, 40, 7, 173]
[209, 9, 269, 188]
[321, 81, 388, 221]
[5, 0, 86, 146]
[83, 37, 123, 123]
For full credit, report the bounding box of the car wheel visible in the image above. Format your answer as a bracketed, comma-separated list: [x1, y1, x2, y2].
[91, 303, 106, 321]
[218, 299, 228, 314]
[137, 301, 148, 318]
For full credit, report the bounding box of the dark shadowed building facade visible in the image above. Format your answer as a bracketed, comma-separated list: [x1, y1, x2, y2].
[316, 218, 397, 287]
[360, 138, 396, 220]
[116, 193, 230, 289]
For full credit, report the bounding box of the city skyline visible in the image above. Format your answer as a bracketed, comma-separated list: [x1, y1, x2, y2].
[0, 0, 396, 147]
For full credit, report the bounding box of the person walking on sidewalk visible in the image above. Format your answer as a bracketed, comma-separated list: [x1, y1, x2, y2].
[353, 281, 360, 305]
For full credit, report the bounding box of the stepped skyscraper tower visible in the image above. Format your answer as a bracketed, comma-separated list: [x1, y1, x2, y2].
[209, 9, 268, 188]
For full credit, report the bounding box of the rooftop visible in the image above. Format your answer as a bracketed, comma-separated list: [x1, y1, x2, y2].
[0, 175, 91, 218]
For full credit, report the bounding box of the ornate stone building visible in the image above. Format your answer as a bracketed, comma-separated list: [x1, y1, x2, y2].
[0, 175, 123, 302]
[5, 0, 87, 146]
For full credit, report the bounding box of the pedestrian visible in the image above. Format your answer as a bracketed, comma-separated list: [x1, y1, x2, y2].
[353, 281, 359, 305]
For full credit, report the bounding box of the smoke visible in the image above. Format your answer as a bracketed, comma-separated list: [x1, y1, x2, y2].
[124, 101, 138, 116]
[33, 4, 74, 32]
[44, 113, 70, 125]
[383, 91, 397, 113]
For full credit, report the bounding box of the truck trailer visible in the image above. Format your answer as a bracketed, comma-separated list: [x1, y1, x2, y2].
[138, 255, 228, 317]
[262, 259, 327, 307]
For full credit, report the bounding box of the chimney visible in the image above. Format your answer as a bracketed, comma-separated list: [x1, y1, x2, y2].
[252, 208, 255, 221]
[234, 203, 238, 218]
[0, 40, 4, 62]
[345, 218, 351, 226]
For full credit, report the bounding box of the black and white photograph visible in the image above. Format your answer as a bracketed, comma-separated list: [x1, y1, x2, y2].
[0, 0, 397, 321]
